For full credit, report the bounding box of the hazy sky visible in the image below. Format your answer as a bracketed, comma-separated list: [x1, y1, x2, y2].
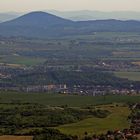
[0, 0, 140, 12]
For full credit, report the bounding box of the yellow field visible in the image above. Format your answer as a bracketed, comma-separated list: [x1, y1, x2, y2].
[0, 136, 33, 140]
[0, 63, 23, 68]
[137, 135, 140, 140]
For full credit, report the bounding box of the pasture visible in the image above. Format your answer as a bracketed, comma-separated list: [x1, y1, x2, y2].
[0, 91, 139, 138]
[57, 105, 130, 136]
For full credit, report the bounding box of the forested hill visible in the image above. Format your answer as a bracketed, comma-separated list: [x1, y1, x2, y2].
[0, 11, 140, 37]
[1, 11, 73, 27]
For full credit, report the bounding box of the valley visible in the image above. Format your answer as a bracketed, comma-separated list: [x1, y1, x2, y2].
[0, 11, 139, 140]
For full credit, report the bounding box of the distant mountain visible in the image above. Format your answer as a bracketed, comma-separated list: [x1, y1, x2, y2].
[1, 11, 140, 22]
[0, 11, 140, 38]
[48, 10, 140, 21]
[1, 11, 73, 26]
[0, 13, 19, 22]
[0, 11, 75, 37]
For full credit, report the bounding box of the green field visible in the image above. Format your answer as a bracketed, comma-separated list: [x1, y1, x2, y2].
[0, 91, 139, 138]
[114, 71, 140, 81]
[57, 105, 130, 136]
[0, 56, 46, 66]
[1, 32, 140, 66]
[0, 91, 140, 107]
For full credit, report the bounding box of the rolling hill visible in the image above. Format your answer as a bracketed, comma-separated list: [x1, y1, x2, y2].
[0, 11, 140, 38]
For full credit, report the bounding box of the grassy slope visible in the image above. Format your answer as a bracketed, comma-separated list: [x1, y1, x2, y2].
[114, 71, 140, 81]
[57, 105, 130, 136]
[0, 91, 137, 138]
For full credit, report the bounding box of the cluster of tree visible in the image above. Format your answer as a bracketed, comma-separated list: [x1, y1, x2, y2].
[33, 128, 74, 140]
[31, 126, 140, 140]
[33, 103, 140, 140]
[0, 103, 110, 135]
[3, 69, 136, 89]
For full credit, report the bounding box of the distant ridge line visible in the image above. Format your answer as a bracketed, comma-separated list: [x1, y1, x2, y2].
[0, 11, 140, 38]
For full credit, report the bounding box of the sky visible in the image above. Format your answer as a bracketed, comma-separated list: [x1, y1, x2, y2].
[0, 0, 140, 12]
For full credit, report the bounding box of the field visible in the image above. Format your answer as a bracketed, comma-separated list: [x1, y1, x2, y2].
[132, 61, 140, 66]
[0, 91, 139, 139]
[1, 32, 140, 66]
[0, 91, 140, 106]
[0, 56, 45, 66]
[0, 136, 33, 140]
[138, 135, 140, 140]
[57, 105, 130, 136]
[114, 71, 140, 81]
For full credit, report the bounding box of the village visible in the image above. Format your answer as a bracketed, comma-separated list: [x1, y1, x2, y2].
[0, 84, 140, 96]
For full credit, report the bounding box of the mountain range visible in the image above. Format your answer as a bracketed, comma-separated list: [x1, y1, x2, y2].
[0, 11, 140, 38]
[0, 13, 19, 22]
[1, 11, 140, 22]
[49, 10, 140, 21]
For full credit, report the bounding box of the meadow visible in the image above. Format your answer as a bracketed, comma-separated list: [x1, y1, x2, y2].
[0, 91, 139, 139]
[57, 105, 130, 136]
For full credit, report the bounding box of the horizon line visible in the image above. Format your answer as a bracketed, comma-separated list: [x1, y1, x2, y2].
[2, 10, 140, 14]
